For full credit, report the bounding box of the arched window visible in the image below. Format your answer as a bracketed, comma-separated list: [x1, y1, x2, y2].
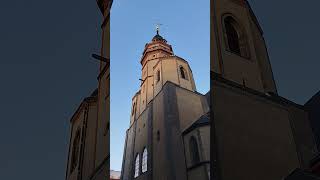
[142, 148, 148, 173]
[224, 16, 250, 58]
[70, 129, 81, 173]
[225, 17, 240, 54]
[134, 154, 140, 178]
[189, 136, 200, 165]
[156, 70, 160, 83]
[179, 66, 188, 80]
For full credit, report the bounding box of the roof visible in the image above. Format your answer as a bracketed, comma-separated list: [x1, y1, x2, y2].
[211, 71, 305, 110]
[151, 32, 167, 43]
[183, 112, 210, 135]
[69, 89, 98, 123]
[152, 34, 165, 41]
[305, 91, 320, 107]
[90, 88, 98, 97]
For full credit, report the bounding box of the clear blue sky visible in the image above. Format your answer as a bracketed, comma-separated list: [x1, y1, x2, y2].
[110, 0, 210, 171]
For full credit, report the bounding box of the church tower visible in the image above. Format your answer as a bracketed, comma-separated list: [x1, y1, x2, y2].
[211, 0, 277, 94]
[130, 28, 197, 124]
[121, 30, 210, 180]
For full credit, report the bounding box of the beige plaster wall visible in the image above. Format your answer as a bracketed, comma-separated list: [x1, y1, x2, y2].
[176, 88, 208, 131]
[162, 59, 180, 87]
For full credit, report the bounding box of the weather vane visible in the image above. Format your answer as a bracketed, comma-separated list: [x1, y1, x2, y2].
[156, 23, 162, 35]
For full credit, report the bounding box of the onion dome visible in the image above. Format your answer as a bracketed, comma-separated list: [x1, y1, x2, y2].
[152, 28, 167, 43]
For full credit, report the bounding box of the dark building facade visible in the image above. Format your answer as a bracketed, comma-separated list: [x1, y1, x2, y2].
[211, 0, 319, 179]
[120, 32, 210, 180]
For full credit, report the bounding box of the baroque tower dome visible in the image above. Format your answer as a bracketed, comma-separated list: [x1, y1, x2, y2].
[151, 31, 167, 43]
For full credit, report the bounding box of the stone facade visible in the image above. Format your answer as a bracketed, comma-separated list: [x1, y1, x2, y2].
[121, 33, 210, 180]
[211, 0, 319, 179]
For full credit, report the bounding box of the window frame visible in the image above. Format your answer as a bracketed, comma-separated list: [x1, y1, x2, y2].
[134, 154, 140, 178]
[225, 18, 241, 55]
[142, 147, 148, 173]
[222, 14, 251, 59]
[189, 136, 200, 165]
[179, 66, 188, 80]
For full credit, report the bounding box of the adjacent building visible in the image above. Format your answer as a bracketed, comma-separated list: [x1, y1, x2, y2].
[211, 0, 319, 179]
[64, 0, 111, 180]
[120, 30, 210, 180]
[111, 170, 121, 180]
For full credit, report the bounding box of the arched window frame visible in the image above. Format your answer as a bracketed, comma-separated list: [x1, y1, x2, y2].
[222, 14, 250, 59]
[179, 66, 188, 80]
[134, 154, 140, 178]
[189, 136, 200, 165]
[142, 147, 148, 173]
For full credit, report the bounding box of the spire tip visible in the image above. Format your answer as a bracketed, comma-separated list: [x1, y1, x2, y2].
[156, 23, 161, 35]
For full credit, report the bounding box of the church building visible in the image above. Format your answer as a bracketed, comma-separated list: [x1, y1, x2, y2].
[211, 0, 320, 179]
[120, 29, 211, 180]
[64, 0, 111, 180]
